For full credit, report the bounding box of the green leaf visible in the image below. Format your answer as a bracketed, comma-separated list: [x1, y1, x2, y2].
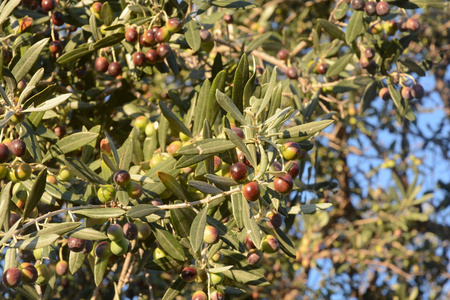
[205, 174, 238, 187]
[170, 205, 196, 238]
[0, 0, 21, 26]
[231, 193, 245, 228]
[16, 285, 40, 300]
[69, 251, 86, 274]
[189, 206, 208, 253]
[246, 32, 273, 53]
[184, 18, 201, 52]
[159, 100, 192, 138]
[13, 234, 59, 250]
[216, 90, 248, 125]
[287, 203, 332, 214]
[206, 70, 226, 126]
[162, 277, 187, 300]
[74, 208, 126, 219]
[360, 79, 378, 112]
[318, 19, 345, 41]
[68, 227, 107, 241]
[271, 228, 296, 258]
[242, 200, 261, 248]
[0, 220, 21, 248]
[223, 268, 269, 286]
[276, 119, 335, 143]
[117, 127, 137, 170]
[388, 82, 407, 118]
[94, 256, 110, 286]
[12, 38, 49, 82]
[256, 66, 278, 117]
[22, 84, 58, 110]
[178, 138, 236, 155]
[22, 93, 72, 113]
[326, 53, 353, 77]
[399, 58, 426, 77]
[188, 181, 223, 194]
[210, 0, 257, 9]
[127, 204, 161, 218]
[56, 45, 95, 65]
[175, 154, 214, 168]
[100, 2, 114, 26]
[27, 222, 81, 238]
[334, 2, 349, 21]
[93, 32, 125, 50]
[0, 181, 12, 231]
[224, 128, 256, 168]
[408, 0, 448, 8]
[23, 168, 47, 220]
[153, 226, 186, 261]
[193, 80, 211, 136]
[157, 171, 192, 201]
[346, 11, 364, 44]
[65, 158, 106, 184]
[145, 256, 185, 271]
[42, 132, 99, 162]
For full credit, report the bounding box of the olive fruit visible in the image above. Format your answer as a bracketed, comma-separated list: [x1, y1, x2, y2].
[10, 139, 26, 157]
[95, 57, 109, 73]
[199, 29, 212, 43]
[247, 249, 263, 265]
[68, 237, 86, 252]
[156, 43, 170, 59]
[376, 1, 390, 17]
[107, 224, 124, 241]
[317, 62, 328, 75]
[125, 28, 138, 43]
[203, 225, 220, 244]
[139, 34, 151, 47]
[136, 222, 151, 240]
[15, 163, 32, 181]
[134, 115, 148, 131]
[53, 125, 66, 138]
[35, 264, 51, 286]
[97, 184, 116, 203]
[81, 240, 93, 254]
[91, 2, 102, 13]
[192, 291, 208, 300]
[155, 26, 171, 43]
[364, 48, 375, 60]
[146, 49, 159, 64]
[285, 67, 298, 79]
[0, 143, 10, 163]
[273, 174, 294, 194]
[99, 138, 112, 154]
[411, 84, 424, 99]
[223, 14, 234, 24]
[210, 291, 225, 300]
[231, 127, 245, 139]
[181, 266, 197, 282]
[49, 40, 62, 54]
[107, 62, 122, 77]
[2, 267, 22, 288]
[133, 52, 146, 66]
[261, 235, 280, 253]
[9, 212, 21, 228]
[56, 261, 68, 276]
[123, 222, 138, 240]
[242, 181, 260, 202]
[406, 18, 420, 32]
[143, 29, 156, 45]
[19, 263, 38, 284]
[287, 161, 300, 178]
[211, 251, 223, 262]
[111, 238, 129, 256]
[41, 0, 55, 11]
[113, 170, 131, 187]
[230, 162, 248, 181]
[365, 1, 377, 16]
[126, 181, 143, 199]
[401, 87, 413, 101]
[166, 141, 182, 155]
[167, 18, 182, 33]
[267, 212, 283, 229]
[379, 87, 390, 101]
[281, 142, 301, 161]
[351, 0, 365, 10]
[277, 49, 290, 60]
[210, 272, 224, 285]
[95, 241, 112, 258]
[245, 234, 256, 249]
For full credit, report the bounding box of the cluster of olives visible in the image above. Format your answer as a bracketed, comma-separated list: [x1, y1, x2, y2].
[97, 168, 143, 203]
[378, 83, 425, 102]
[0, 139, 33, 183]
[1, 262, 53, 288]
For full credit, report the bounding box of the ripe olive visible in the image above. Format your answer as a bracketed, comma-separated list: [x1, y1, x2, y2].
[261, 235, 280, 253]
[181, 266, 197, 282]
[123, 222, 138, 240]
[41, 0, 55, 12]
[2, 267, 23, 288]
[113, 170, 131, 187]
[107, 62, 122, 77]
[230, 162, 248, 181]
[203, 225, 220, 244]
[285, 67, 298, 79]
[19, 263, 38, 283]
[68, 237, 86, 252]
[247, 249, 263, 265]
[242, 181, 260, 202]
[95, 57, 109, 73]
[351, 0, 365, 11]
[379, 87, 390, 101]
[51, 11, 64, 26]
[56, 261, 68, 276]
[273, 174, 294, 194]
[133, 52, 146, 66]
[95, 241, 112, 258]
[125, 28, 138, 43]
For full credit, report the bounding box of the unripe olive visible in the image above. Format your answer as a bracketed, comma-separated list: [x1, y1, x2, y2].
[68, 237, 86, 252]
[203, 225, 220, 244]
[281, 142, 301, 160]
[155, 26, 171, 43]
[153, 247, 167, 259]
[95, 241, 112, 258]
[211, 251, 223, 262]
[0, 164, 8, 179]
[261, 235, 280, 253]
[107, 224, 124, 241]
[56, 261, 68, 276]
[126, 181, 143, 199]
[113, 170, 131, 187]
[136, 222, 151, 240]
[166, 141, 182, 155]
[2, 267, 23, 288]
[111, 238, 129, 256]
[97, 184, 116, 203]
[134, 115, 149, 131]
[35, 264, 51, 285]
[181, 266, 197, 282]
[210, 272, 224, 285]
[15, 163, 32, 181]
[19, 263, 38, 284]
[123, 222, 138, 240]
[58, 167, 73, 181]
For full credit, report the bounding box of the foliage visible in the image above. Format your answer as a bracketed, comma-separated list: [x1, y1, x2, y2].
[0, 0, 449, 299]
